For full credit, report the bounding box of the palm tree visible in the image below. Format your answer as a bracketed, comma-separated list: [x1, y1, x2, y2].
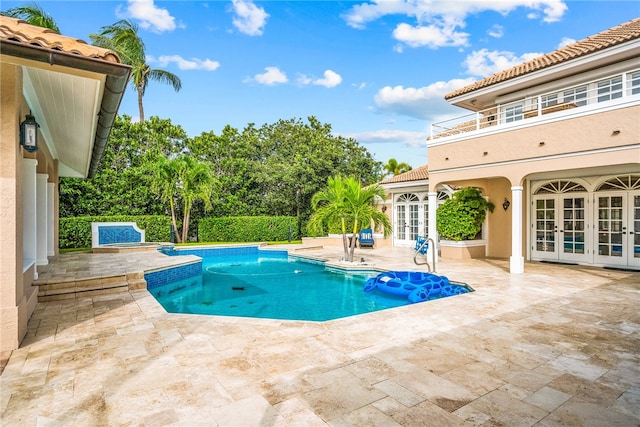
[308, 176, 391, 262]
[90, 20, 181, 122]
[308, 176, 350, 257]
[152, 155, 218, 243]
[383, 158, 412, 178]
[1, 3, 60, 32]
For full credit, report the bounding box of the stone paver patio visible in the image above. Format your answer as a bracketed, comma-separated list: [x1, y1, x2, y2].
[1, 245, 639, 426]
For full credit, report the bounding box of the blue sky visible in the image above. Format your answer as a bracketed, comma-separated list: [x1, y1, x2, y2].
[5, 1, 639, 167]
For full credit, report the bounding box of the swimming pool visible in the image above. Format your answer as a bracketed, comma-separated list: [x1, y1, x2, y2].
[148, 246, 471, 321]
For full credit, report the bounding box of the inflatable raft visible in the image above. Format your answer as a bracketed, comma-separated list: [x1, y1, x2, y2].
[363, 271, 470, 303]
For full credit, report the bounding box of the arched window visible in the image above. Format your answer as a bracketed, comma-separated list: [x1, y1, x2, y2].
[534, 180, 586, 194]
[595, 175, 640, 191]
[396, 193, 419, 203]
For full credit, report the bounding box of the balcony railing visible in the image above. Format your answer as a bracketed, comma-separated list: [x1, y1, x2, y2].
[430, 69, 640, 141]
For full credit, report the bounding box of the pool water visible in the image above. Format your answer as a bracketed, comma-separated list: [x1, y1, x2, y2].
[150, 247, 471, 321]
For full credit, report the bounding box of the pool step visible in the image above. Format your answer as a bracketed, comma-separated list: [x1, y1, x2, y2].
[37, 272, 147, 301]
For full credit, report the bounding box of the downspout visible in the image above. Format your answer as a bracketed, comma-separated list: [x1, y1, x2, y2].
[0, 39, 132, 178]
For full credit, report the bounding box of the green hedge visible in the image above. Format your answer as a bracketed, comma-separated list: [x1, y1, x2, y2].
[198, 216, 299, 242]
[59, 215, 172, 249]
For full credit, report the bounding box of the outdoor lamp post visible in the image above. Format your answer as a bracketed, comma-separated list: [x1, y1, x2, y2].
[20, 113, 39, 153]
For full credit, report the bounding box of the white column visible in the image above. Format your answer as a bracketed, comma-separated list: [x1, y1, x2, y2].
[22, 159, 37, 273]
[427, 192, 438, 263]
[47, 182, 55, 256]
[36, 173, 48, 265]
[510, 186, 524, 274]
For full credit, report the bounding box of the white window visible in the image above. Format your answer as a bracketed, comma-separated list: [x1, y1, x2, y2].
[541, 93, 558, 108]
[597, 76, 623, 102]
[630, 71, 640, 95]
[563, 85, 587, 106]
[504, 103, 524, 123]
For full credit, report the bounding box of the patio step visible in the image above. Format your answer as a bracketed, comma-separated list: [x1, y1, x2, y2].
[37, 272, 147, 301]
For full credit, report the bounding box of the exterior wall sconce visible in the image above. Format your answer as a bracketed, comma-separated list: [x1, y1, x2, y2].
[20, 113, 39, 153]
[502, 197, 510, 211]
[381, 206, 387, 213]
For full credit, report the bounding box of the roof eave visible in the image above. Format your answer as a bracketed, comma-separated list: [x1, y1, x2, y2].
[446, 38, 640, 110]
[0, 39, 131, 178]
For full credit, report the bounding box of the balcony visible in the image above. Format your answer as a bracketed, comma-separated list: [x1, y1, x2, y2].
[430, 69, 640, 141]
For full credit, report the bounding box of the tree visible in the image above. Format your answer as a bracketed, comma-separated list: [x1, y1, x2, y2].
[2, 3, 60, 32]
[383, 158, 412, 178]
[187, 116, 382, 234]
[90, 20, 181, 122]
[152, 155, 219, 243]
[308, 176, 391, 262]
[59, 115, 188, 217]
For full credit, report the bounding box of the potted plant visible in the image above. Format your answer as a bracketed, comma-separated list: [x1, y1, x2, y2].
[436, 187, 495, 259]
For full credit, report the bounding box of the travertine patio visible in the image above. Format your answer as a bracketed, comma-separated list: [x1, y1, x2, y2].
[1, 245, 639, 426]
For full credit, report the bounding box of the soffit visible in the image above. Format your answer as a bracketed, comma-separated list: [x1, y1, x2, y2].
[0, 16, 128, 178]
[23, 66, 103, 177]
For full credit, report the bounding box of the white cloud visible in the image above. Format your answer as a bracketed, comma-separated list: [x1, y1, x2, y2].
[150, 55, 220, 71]
[558, 37, 576, 48]
[487, 24, 504, 38]
[463, 49, 542, 77]
[297, 70, 343, 88]
[342, 0, 567, 49]
[296, 74, 312, 86]
[537, 0, 568, 23]
[374, 78, 476, 120]
[339, 129, 427, 148]
[313, 70, 343, 88]
[231, 0, 269, 36]
[248, 66, 288, 85]
[392, 22, 469, 49]
[118, 0, 178, 33]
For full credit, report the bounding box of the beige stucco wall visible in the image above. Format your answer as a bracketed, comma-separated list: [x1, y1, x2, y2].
[426, 104, 639, 262]
[428, 105, 640, 186]
[0, 62, 36, 362]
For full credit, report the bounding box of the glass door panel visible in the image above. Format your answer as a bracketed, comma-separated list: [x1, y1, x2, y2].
[409, 205, 419, 241]
[560, 196, 588, 262]
[630, 193, 640, 267]
[422, 203, 429, 239]
[595, 194, 626, 266]
[532, 197, 558, 259]
[395, 205, 406, 241]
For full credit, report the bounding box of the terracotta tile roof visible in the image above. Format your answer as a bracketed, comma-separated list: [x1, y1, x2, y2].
[445, 17, 640, 100]
[0, 15, 121, 63]
[381, 165, 429, 184]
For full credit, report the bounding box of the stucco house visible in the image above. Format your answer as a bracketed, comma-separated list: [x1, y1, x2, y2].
[0, 16, 131, 364]
[382, 17, 640, 274]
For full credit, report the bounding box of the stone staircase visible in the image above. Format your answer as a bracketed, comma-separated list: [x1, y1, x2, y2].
[37, 272, 147, 302]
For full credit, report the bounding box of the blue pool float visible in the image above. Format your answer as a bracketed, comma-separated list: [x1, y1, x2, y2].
[364, 271, 466, 303]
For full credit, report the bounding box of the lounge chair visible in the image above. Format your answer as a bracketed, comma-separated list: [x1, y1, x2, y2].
[359, 228, 374, 248]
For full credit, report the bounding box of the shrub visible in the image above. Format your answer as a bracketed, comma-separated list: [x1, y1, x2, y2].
[436, 187, 495, 241]
[198, 216, 299, 242]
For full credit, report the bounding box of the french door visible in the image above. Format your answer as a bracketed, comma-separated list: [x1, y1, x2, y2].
[394, 193, 423, 247]
[532, 184, 640, 268]
[593, 191, 640, 267]
[532, 194, 589, 263]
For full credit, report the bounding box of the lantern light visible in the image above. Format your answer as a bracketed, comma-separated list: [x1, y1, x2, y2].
[20, 113, 39, 153]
